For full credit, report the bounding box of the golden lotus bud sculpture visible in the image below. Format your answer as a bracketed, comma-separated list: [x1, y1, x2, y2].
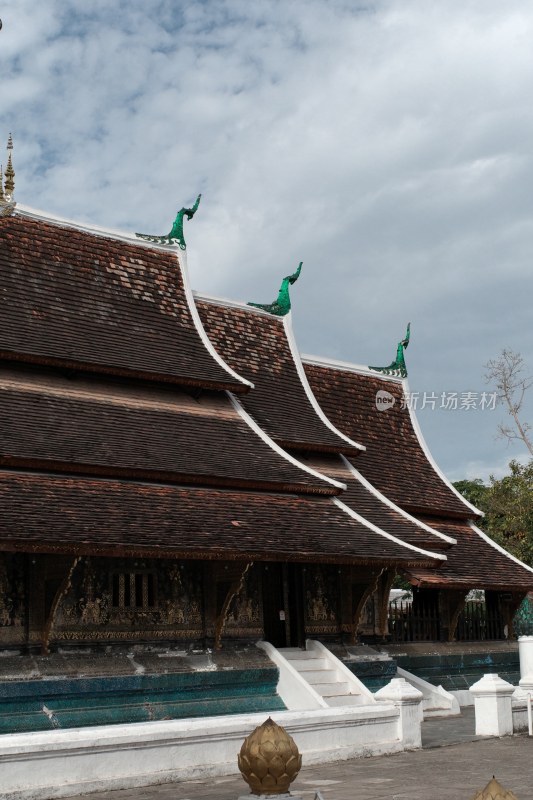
[471, 777, 519, 800]
[238, 717, 302, 795]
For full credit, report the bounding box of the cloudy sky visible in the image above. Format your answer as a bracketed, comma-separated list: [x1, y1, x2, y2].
[1, 0, 532, 482]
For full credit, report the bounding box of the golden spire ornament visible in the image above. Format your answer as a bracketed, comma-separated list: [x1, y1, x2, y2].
[0, 133, 16, 216]
[238, 717, 302, 796]
[4, 134, 15, 197]
[471, 776, 519, 800]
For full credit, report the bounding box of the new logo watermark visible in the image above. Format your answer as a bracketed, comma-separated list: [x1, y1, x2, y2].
[375, 390, 396, 411]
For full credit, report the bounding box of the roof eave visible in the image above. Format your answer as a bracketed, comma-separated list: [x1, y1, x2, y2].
[0, 350, 251, 393]
[0, 538, 440, 567]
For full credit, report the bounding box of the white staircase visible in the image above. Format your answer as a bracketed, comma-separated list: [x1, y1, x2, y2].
[276, 640, 375, 708]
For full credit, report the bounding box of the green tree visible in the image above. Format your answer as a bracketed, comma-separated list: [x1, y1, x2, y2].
[454, 461, 533, 566]
[452, 478, 489, 512]
[484, 460, 533, 566]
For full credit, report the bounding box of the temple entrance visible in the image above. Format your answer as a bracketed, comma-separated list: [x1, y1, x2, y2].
[262, 563, 305, 648]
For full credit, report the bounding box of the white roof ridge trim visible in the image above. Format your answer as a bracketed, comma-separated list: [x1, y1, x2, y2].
[332, 497, 447, 561]
[468, 522, 533, 576]
[403, 378, 484, 517]
[228, 392, 346, 491]
[193, 291, 277, 317]
[283, 315, 366, 452]
[301, 353, 404, 383]
[341, 456, 457, 545]
[15, 204, 172, 249]
[180, 251, 253, 389]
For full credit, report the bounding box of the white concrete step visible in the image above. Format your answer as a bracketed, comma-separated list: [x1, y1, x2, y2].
[280, 649, 325, 660]
[327, 694, 366, 707]
[277, 648, 308, 657]
[298, 669, 339, 683]
[312, 681, 351, 696]
[283, 657, 329, 671]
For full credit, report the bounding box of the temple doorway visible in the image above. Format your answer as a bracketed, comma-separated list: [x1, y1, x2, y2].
[262, 563, 305, 648]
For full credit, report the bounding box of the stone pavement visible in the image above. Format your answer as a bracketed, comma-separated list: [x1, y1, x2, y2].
[61, 709, 533, 800]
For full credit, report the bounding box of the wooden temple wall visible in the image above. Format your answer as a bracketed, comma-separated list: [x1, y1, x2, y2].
[10, 553, 513, 650]
[0, 554, 393, 651]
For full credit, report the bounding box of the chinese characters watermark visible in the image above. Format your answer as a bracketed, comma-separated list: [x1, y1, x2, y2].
[400, 391, 497, 411]
[375, 390, 498, 412]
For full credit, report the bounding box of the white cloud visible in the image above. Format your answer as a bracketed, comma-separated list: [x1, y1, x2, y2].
[448, 451, 531, 484]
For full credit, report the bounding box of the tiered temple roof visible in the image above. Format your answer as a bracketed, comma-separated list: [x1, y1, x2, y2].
[0, 473, 440, 566]
[0, 215, 249, 390]
[0, 207, 444, 571]
[406, 518, 533, 591]
[0, 204, 532, 591]
[196, 297, 363, 454]
[303, 358, 533, 590]
[303, 359, 476, 518]
[0, 368, 339, 494]
[305, 455, 456, 553]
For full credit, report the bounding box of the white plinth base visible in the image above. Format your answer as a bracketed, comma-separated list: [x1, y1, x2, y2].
[0, 704, 405, 800]
[470, 673, 514, 737]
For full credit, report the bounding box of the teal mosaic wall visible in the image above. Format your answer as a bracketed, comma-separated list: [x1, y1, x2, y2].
[345, 659, 397, 692]
[0, 668, 285, 734]
[394, 651, 520, 691]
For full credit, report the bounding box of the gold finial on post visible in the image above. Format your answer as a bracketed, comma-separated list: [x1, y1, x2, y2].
[471, 776, 519, 800]
[238, 717, 302, 796]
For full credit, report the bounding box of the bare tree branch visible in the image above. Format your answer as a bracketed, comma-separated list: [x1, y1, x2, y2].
[485, 349, 533, 457]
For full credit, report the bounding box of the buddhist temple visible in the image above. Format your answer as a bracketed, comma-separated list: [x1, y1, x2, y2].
[0, 140, 532, 735]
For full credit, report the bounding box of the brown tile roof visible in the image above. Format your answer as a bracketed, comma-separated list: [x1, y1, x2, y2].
[405, 517, 533, 591]
[0, 213, 248, 391]
[307, 455, 453, 554]
[0, 472, 442, 566]
[0, 370, 336, 495]
[304, 362, 477, 518]
[196, 299, 360, 454]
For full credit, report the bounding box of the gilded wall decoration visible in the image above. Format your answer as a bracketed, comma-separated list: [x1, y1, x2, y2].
[0, 554, 25, 630]
[81, 559, 110, 625]
[59, 558, 110, 627]
[55, 628, 204, 642]
[158, 561, 202, 627]
[55, 557, 204, 640]
[226, 571, 261, 630]
[305, 565, 338, 626]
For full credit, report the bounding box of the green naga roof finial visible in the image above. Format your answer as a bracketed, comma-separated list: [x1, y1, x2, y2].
[369, 322, 411, 378]
[248, 262, 303, 316]
[136, 194, 201, 249]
